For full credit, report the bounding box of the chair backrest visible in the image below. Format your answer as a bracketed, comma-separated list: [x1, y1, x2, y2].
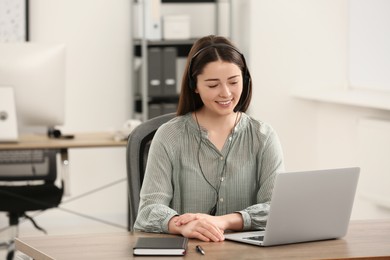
[126, 113, 176, 231]
[0, 149, 63, 212]
[0, 149, 58, 182]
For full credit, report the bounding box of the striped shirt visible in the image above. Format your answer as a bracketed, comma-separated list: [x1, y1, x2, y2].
[134, 113, 285, 233]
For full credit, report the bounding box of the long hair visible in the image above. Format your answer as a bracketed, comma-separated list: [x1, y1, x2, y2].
[176, 35, 252, 116]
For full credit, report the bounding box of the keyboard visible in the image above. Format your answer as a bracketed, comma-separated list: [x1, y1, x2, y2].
[0, 150, 45, 164]
[244, 236, 264, 241]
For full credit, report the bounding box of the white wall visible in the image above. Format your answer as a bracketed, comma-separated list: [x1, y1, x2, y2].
[248, 0, 390, 219]
[349, 0, 390, 92]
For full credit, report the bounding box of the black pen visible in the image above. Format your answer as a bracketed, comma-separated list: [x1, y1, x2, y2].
[196, 245, 205, 255]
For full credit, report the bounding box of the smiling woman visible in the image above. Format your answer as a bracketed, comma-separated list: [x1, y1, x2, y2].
[133, 35, 285, 242]
[195, 60, 243, 117]
[181, 38, 251, 115]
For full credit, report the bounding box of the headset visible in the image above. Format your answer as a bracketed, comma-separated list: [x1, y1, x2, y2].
[194, 110, 239, 216]
[187, 43, 251, 112]
[190, 44, 250, 214]
[188, 43, 251, 89]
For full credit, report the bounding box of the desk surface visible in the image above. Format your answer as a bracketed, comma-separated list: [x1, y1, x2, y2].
[0, 132, 126, 150]
[15, 219, 390, 260]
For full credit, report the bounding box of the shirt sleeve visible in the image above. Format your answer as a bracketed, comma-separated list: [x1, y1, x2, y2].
[133, 126, 178, 233]
[238, 125, 285, 230]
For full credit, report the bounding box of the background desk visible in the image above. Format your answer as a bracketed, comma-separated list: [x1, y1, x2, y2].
[0, 132, 127, 229]
[0, 132, 127, 194]
[0, 132, 126, 150]
[15, 219, 390, 260]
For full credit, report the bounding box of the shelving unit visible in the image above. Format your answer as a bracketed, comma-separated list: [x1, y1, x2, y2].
[131, 0, 231, 121]
[133, 38, 195, 120]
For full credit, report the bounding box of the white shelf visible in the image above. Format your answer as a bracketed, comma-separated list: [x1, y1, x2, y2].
[291, 88, 390, 111]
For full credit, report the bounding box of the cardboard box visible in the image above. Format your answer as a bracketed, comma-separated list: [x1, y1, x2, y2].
[163, 15, 190, 40]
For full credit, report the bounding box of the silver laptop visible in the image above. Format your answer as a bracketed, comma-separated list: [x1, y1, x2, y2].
[224, 167, 360, 246]
[0, 86, 18, 142]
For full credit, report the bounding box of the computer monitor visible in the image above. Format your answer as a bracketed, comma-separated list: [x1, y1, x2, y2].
[0, 43, 66, 135]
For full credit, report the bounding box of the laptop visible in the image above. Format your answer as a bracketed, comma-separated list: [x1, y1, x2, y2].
[0, 86, 18, 142]
[224, 167, 360, 246]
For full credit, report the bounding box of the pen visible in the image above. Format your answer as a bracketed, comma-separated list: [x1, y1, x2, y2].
[196, 245, 205, 255]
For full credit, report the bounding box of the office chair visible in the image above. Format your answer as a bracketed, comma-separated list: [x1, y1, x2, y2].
[0, 149, 64, 260]
[126, 113, 176, 231]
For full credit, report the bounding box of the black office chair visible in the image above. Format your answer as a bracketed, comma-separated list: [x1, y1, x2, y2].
[126, 113, 176, 231]
[0, 149, 64, 260]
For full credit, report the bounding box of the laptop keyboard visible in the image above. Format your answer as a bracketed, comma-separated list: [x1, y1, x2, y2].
[244, 236, 264, 241]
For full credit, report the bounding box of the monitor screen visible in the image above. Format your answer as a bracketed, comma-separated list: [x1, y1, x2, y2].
[0, 43, 66, 133]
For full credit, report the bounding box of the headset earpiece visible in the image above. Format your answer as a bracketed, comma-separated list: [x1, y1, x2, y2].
[188, 73, 196, 90]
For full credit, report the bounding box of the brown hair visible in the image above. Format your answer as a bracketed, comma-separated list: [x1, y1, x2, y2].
[176, 35, 252, 116]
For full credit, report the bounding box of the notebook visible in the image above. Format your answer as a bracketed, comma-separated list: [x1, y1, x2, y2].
[224, 167, 360, 246]
[0, 87, 18, 142]
[133, 237, 188, 256]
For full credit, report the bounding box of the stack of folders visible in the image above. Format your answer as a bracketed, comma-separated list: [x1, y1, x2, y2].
[147, 47, 177, 97]
[133, 237, 188, 256]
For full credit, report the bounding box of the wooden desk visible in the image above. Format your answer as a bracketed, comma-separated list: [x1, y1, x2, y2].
[14, 219, 390, 260]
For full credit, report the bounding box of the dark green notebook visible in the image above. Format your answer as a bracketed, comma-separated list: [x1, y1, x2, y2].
[133, 237, 188, 256]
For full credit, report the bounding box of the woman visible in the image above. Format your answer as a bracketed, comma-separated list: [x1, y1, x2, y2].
[134, 35, 284, 242]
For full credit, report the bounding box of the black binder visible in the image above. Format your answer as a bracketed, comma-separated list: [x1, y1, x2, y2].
[147, 48, 162, 97]
[162, 47, 177, 96]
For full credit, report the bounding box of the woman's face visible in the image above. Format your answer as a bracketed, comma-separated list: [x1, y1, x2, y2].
[195, 60, 243, 116]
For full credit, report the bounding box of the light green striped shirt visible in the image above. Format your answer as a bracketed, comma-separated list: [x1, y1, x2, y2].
[134, 113, 284, 233]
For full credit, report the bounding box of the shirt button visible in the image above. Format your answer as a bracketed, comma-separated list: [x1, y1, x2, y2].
[221, 177, 224, 182]
[220, 156, 224, 160]
[219, 198, 224, 202]
[229, 137, 232, 141]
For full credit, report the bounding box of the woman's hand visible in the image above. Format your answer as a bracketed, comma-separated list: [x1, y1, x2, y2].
[174, 212, 243, 231]
[168, 215, 224, 242]
[173, 213, 201, 226]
